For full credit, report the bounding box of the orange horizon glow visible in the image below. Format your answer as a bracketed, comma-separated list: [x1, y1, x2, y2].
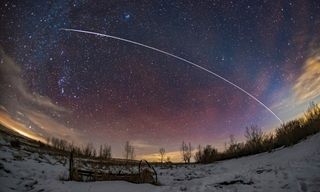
[0, 111, 47, 143]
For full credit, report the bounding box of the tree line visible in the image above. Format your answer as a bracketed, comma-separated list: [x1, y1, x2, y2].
[48, 139, 137, 160]
[47, 102, 319, 163]
[164, 102, 320, 164]
[48, 138, 112, 159]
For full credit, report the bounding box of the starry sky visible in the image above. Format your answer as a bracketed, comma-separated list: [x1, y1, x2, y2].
[1, 0, 320, 161]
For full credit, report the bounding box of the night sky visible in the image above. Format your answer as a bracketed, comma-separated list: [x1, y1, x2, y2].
[1, 1, 320, 161]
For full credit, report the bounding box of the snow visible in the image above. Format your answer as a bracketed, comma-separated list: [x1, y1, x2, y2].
[1, 133, 320, 192]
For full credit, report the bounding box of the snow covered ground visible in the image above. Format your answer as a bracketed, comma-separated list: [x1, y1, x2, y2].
[1, 133, 320, 192]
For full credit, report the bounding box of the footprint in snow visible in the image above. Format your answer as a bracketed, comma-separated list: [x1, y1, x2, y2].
[299, 181, 308, 192]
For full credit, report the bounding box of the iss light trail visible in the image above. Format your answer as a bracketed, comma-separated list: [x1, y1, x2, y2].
[60, 28, 283, 124]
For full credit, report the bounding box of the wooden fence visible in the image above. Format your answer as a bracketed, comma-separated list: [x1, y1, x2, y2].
[69, 152, 158, 184]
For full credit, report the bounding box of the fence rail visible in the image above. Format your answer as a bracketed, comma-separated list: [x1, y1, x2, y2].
[69, 152, 157, 184]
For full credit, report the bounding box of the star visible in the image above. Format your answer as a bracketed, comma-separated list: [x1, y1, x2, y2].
[123, 12, 131, 21]
[0, 0, 319, 159]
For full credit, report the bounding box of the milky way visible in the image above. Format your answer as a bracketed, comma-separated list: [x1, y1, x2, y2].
[1, 1, 320, 160]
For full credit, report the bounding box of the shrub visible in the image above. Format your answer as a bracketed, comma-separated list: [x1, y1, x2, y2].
[195, 145, 218, 164]
[195, 102, 320, 164]
[275, 120, 302, 147]
[244, 125, 264, 155]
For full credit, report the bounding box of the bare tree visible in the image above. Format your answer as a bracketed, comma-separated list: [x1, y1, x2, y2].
[245, 125, 264, 154]
[245, 125, 263, 145]
[93, 148, 97, 157]
[124, 141, 130, 159]
[99, 144, 112, 159]
[166, 156, 171, 163]
[181, 141, 192, 163]
[124, 141, 135, 160]
[229, 134, 236, 146]
[50, 137, 68, 151]
[83, 143, 95, 157]
[130, 146, 135, 160]
[104, 144, 112, 159]
[187, 142, 192, 163]
[227, 134, 240, 154]
[194, 145, 202, 163]
[305, 102, 320, 120]
[46, 137, 50, 145]
[159, 148, 166, 163]
[99, 145, 103, 158]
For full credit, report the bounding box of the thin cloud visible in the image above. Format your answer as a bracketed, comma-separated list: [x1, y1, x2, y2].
[138, 150, 183, 162]
[0, 47, 68, 113]
[23, 109, 83, 144]
[131, 140, 158, 149]
[0, 110, 46, 143]
[293, 51, 320, 102]
[0, 47, 83, 144]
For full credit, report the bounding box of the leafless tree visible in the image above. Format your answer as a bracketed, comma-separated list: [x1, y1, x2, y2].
[166, 156, 171, 163]
[124, 141, 135, 160]
[159, 148, 166, 163]
[305, 102, 320, 120]
[194, 145, 202, 163]
[124, 141, 130, 159]
[99, 145, 103, 158]
[50, 137, 68, 151]
[181, 141, 192, 163]
[46, 137, 50, 145]
[130, 146, 135, 160]
[99, 144, 112, 159]
[229, 134, 236, 146]
[227, 134, 239, 153]
[245, 125, 263, 145]
[245, 125, 264, 154]
[83, 143, 95, 157]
